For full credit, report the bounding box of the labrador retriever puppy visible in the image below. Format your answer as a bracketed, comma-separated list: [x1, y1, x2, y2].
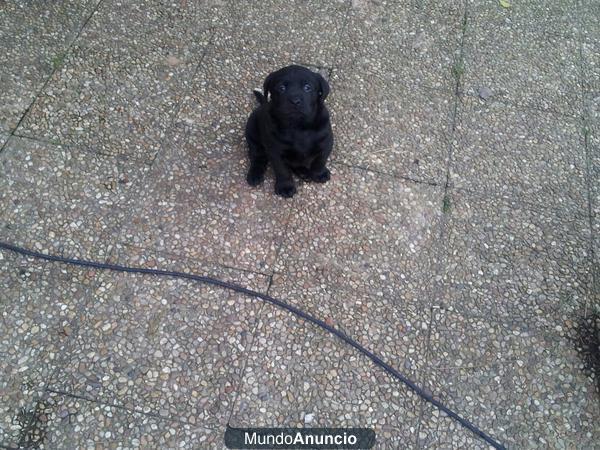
[245, 65, 333, 198]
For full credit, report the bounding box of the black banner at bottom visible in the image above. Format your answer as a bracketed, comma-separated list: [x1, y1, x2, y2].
[224, 426, 376, 449]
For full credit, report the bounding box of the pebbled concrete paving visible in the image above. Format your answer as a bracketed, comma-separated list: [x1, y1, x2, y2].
[450, 98, 588, 212]
[0, 0, 98, 133]
[1, 0, 599, 449]
[461, 1, 582, 117]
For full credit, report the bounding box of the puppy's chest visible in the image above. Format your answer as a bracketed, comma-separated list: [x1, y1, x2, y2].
[281, 131, 319, 162]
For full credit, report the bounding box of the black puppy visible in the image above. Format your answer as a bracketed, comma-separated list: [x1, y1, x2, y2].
[245, 65, 333, 198]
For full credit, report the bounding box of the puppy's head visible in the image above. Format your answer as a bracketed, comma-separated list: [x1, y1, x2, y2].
[263, 65, 329, 120]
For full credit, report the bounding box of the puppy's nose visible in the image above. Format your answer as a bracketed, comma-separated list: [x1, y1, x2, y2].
[290, 96, 302, 105]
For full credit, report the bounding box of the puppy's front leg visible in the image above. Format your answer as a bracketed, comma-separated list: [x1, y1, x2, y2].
[308, 153, 331, 183]
[270, 153, 296, 198]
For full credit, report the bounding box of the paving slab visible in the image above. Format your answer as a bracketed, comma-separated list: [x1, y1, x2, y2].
[0, 136, 148, 261]
[580, 0, 600, 42]
[328, 71, 453, 184]
[50, 266, 268, 428]
[0, 250, 95, 448]
[336, 0, 464, 91]
[438, 189, 592, 329]
[274, 164, 444, 297]
[267, 273, 429, 382]
[266, 165, 443, 375]
[36, 392, 222, 449]
[462, 3, 581, 116]
[330, 1, 462, 184]
[466, 0, 580, 38]
[426, 307, 543, 371]
[417, 403, 492, 450]
[17, 0, 216, 163]
[229, 0, 349, 67]
[582, 38, 600, 97]
[422, 310, 599, 449]
[230, 307, 424, 446]
[111, 123, 292, 274]
[0, 0, 97, 133]
[450, 97, 588, 213]
[176, 28, 285, 132]
[585, 88, 600, 291]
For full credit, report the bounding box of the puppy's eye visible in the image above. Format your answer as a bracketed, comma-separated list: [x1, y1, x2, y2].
[278, 84, 286, 93]
[303, 84, 312, 92]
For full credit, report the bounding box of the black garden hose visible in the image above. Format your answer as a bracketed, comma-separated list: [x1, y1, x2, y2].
[0, 241, 506, 450]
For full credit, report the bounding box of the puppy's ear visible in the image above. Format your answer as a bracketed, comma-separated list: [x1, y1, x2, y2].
[315, 72, 330, 101]
[263, 72, 277, 100]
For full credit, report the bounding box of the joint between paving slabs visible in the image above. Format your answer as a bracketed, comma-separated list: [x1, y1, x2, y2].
[414, 305, 437, 449]
[144, 26, 219, 169]
[435, 0, 468, 301]
[331, 160, 443, 187]
[457, 91, 585, 120]
[5, 133, 160, 171]
[0, 0, 105, 156]
[444, 0, 469, 193]
[7, 253, 192, 445]
[6, 264, 100, 450]
[42, 388, 199, 427]
[225, 299, 270, 428]
[267, 202, 298, 282]
[445, 183, 592, 222]
[87, 29, 222, 267]
[411, 2, 479, 442]
[576, 31, 598, 319]
[324, 0, 352, 72]
[45, 241, 268, 430]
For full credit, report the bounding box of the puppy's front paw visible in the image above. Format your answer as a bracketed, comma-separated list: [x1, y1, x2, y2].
[311, 167, 331, 183]
[246, 169, 265, 186]
[292, 166, 311, 181]
[275, 181, 297, 198]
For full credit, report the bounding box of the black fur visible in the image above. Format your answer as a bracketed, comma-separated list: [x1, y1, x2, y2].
[245, 65, 333, 198]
